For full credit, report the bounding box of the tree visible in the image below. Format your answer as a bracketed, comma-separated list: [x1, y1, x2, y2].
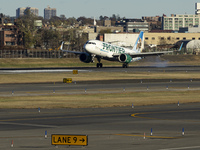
[39, 29, 62, 49]
[15, 9, 37, 48]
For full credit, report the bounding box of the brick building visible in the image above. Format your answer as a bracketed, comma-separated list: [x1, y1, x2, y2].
[0, 25, 23, 48]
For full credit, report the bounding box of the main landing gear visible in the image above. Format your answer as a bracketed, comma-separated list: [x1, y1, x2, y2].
[97, 63, 103, 68]
[122, 63, 128, 68]
[96, 57, 103, 68]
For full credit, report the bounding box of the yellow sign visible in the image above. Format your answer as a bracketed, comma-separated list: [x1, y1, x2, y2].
[51, 134, 88, 146]
[73, 70, 78, 74]
[63, 78, 72, 83]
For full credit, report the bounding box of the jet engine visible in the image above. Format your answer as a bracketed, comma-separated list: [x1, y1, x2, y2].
[118, 54, 132, 63]
[79, 53, 92, 63]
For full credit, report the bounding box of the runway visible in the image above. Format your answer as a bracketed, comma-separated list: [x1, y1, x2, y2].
[0, 66, 200, 149]
[0, 104, 200, 149]
[1, 65, 200, 74]
[0, 79, 200, 97]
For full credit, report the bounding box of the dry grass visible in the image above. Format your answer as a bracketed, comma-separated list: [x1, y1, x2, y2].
[0, 71, 199, 84]
[0, 56, 200, 108]
[0, 55, 200, 68]
[0, 90, 199, 109]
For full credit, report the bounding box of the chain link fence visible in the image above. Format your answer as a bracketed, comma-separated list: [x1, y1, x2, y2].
[0, 50, 78, 58]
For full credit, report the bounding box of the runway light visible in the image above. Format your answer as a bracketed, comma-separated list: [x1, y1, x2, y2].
[166, 85, 168, 90]
[12, 90, 14, 95]
[132, 103, 134, 109]
[190, 79, 192, 82]
[11, 140, 13, 147]
[147, 86, 149, 90]
[123, 87, 125, 92]
[141, 80, 142, 84]
[45, 130, 47, 139]
[53, 89, 55, 93]
[151, 128, 153, 136]
[188, 85, 190, 89]
[182, 128, 185, 136]
[144, 132, 146, 139]
[178, 101, 180, 107]
[170, 79, 172, 82]
[38, 107, 40, 113]
[85, 88, 87, 93]
[74, 81, 76, 84]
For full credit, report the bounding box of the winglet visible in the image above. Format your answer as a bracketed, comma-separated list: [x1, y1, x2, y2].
[179, 42, 183, 51]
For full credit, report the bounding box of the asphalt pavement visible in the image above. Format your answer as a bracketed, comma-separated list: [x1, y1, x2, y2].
[0, 104, 200, 149]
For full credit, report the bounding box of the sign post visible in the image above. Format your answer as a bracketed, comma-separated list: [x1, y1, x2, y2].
[51, 134, 88, 146]
[73, 70, 78, 74]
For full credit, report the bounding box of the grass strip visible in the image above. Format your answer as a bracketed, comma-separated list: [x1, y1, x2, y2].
[0, 90, 199, 109]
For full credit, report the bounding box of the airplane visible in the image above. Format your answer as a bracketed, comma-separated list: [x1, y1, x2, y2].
[60, 31, 179, 68]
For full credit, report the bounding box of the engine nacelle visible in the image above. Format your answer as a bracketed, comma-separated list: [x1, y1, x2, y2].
[79, 53, 92, 63]
[118, 54, 132, 63]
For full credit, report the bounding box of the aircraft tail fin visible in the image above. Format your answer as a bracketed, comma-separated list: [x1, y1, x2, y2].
[60, 41, 64, 50]
[133, 31, 144, 53]
[179, 42, 183, 51]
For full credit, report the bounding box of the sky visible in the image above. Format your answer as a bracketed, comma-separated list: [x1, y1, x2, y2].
[0, 0, 200, 19]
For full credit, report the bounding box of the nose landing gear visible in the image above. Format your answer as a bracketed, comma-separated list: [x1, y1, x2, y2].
[96, 57, 103, 68]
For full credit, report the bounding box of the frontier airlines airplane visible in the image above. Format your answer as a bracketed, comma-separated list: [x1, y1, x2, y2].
[60, 31, 179, 68]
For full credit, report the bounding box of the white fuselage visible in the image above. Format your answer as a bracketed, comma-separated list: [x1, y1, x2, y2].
[84, 40, 141, 62]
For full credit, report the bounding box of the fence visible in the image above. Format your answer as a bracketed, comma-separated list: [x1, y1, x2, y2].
[0, 48, 196, 58]
[0, 49, 78, 58]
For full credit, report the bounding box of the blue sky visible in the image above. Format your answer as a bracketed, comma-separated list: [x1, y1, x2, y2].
[0, 0, 199, 19]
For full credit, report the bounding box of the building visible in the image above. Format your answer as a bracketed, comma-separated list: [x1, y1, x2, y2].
[94, 26, 123, 33]
[16, 7, 39, 18]
[34, 20, 43, 29]
[144, 32, 200, 46]
[44, 6, 56, 20]
[115, 19, 149, 32]
[195, 3, 200, 15]
[162, 3, 200, 31]
[0, 25, 23, 47]
[162, 14, 200, 31]
[104, 19, 111, 27]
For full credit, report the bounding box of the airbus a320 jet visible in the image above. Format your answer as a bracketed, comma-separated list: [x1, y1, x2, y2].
[60, 31, 178, 68]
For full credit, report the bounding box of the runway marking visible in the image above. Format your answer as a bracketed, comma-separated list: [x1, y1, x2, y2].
[115, 134, 181, 139]
[131, 109, 200, 122]
[0, 121, 57, 128]
[0, 113, 128, 122]
[160, 146, 200, 150]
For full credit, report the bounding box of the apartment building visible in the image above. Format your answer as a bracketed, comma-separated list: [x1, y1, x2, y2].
[116, 19, 149, 32]
[162, 14, 200, 31]
[44, 6, 56, 20]
[16, 7, 39, 18]
[0, 25, 23, 47]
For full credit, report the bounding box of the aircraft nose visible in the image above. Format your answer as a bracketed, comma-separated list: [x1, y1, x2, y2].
[83, 43, 87, 50]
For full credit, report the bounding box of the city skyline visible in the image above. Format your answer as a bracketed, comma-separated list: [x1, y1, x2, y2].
[0, 0, 200, 19]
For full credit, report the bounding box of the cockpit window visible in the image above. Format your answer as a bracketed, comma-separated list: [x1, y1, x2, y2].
[88, 42, 96, 45]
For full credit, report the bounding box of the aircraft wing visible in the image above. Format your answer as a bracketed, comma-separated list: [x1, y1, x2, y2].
[113, 51, 173, 58]
[60, 41, 82, 55]
[60, 49, 83, 55]
[129, 51, 173, 57]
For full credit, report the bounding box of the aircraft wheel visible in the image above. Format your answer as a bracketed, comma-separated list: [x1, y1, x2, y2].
[100, 63, 103, 68]
[123, 64, 128, 68]
[97, 63, 103, 68]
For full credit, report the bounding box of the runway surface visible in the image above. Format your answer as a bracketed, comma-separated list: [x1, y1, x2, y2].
[1, 65, 200, 74]
[0, 104, 200, 149]
[0, 66, 200, 149]
[0, 79, 200, 97]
